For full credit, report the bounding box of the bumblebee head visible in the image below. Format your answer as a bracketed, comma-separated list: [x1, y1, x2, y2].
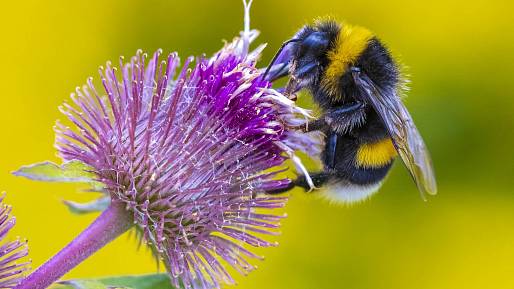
[263, 19, 341, 93]
[291, 20, 340, 74]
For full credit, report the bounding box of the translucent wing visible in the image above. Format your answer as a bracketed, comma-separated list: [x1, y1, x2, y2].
[352, 71, 437, 199]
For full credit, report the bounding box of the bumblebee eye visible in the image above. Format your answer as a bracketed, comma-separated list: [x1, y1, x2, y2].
[301, 32, 329, 54]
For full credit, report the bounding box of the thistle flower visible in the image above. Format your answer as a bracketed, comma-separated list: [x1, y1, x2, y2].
[12, 2, 322, 288]
[0, 193, 30, 289]
[56, 37, 314, 288]
[15, 12, 319, 289]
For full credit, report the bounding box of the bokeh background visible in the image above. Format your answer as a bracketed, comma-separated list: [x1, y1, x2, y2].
[1, 0, 514, 288]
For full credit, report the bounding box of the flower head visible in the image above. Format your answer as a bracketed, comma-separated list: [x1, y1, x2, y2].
[54, 28, 318, 288]
[0, 193, 30, 288]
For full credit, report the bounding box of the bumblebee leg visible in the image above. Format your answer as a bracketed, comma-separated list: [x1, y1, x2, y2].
[294, 172, 331, 191]
[303, 118, 328, 132]
[301, 103, 365, 133]
[265, 172, 331, 195]
[326, 132, 338, 169]
[325, 102, 367, 134]
[326, 102, 365, 117]
[265, 181, 296, 195]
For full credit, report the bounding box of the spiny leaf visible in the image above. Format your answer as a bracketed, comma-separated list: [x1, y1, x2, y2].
[13, 160, 96, 183]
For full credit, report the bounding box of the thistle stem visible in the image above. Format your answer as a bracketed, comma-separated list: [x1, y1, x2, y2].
[15, 201, 134, 289]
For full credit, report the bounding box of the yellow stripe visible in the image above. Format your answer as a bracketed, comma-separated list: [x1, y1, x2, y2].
[356, 138, 397, 168]
[322, 24, 373, 98]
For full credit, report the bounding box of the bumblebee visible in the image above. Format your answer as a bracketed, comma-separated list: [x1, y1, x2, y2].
[264, 19, 437, 203]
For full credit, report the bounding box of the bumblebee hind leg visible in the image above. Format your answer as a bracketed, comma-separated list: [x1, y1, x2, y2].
[294, 172, 331, 191]
[265, 172, 332, 195]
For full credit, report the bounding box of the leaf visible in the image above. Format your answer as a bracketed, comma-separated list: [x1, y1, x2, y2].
[13, 160, 96, 183]
[59, 280, 115, 289]
[63, 196, 111, 214]
[97, 274, 173, 289]
[54, 274, 175, 289]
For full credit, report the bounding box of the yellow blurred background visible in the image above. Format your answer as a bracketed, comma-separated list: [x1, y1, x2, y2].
[1, 0, 514, 288]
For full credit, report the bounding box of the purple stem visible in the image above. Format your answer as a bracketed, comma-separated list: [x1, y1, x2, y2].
[15, 201, 134, 289]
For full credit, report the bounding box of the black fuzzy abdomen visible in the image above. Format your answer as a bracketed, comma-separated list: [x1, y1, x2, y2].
[322, 108, 393, 186]
[323, 133, 393, 186]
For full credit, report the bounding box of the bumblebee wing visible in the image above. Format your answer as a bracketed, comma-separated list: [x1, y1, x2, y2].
[352, 71, 437, 199]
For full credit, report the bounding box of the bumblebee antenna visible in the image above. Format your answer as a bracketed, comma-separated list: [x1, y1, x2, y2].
[262, 38, 301, 81]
